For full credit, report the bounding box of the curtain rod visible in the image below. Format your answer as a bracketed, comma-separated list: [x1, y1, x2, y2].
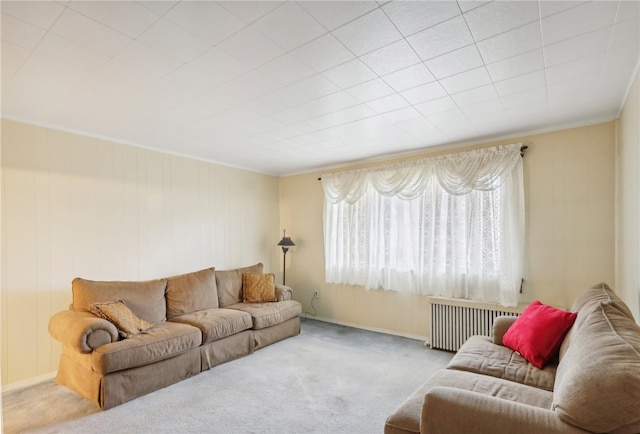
[317, 145, 528, 181]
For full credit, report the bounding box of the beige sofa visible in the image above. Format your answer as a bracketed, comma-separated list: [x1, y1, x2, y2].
[385, 283, 640, 434]
[48, 263, 302, 410]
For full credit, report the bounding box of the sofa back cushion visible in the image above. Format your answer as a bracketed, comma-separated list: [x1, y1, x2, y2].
[215, 263, 263, 307]
[560, 282, 635, 360]
[72, 277, 167, 323]
[553, 302, 640, 433]
[166, 267, 218, 319]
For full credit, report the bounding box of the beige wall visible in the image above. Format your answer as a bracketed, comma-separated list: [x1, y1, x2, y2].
[616, 68, 640, 321]
[280, 122, 616, 339]
[0, 119, 281, 385]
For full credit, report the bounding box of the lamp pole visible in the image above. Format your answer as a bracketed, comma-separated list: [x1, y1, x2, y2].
[277, 230, 295, 286]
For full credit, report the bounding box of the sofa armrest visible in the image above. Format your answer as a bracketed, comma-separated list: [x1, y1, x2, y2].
[492, 315, 519, 345]
[421, 387, 588, 434]
[275, 284, 293, 301]
[49, 310, 119, 353]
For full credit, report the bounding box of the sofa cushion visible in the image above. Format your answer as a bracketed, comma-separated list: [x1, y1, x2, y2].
[170, 308, 252, 345]
[560, 282, 636, 360]
[447, 336, 557, 391]
[243, 273, 277, 303]
[502, 301, 577, 369]
[89, 299, 153, 339]
[227, 300, 302, 330]
[216, 263, 263, 308]
[72, 277, 167, 323]
[553, 302, 640, 433]
[91, 321, 202, 374]
[570, 282, 635, 321]
[385, 368, 553, 434]
[166, 267, 218, 319]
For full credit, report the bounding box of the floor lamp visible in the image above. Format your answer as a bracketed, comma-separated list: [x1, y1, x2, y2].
[277, 230, 295, 285]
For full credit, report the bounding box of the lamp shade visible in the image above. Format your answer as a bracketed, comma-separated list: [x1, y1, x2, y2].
[277, 236, 295, 247]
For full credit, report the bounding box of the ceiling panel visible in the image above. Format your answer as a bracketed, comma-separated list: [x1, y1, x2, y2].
[1, 0, 638, 176]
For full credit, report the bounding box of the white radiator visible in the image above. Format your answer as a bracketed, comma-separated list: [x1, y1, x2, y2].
[428, 297, 522, 351]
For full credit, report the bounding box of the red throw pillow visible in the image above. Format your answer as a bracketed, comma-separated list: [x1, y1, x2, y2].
[502, 300, 577, 369]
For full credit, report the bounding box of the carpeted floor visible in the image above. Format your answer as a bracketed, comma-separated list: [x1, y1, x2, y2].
[2, 319, 453, 434]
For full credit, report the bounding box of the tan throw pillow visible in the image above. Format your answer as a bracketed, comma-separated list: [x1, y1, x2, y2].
[90, 299, 153, 339]
[242, 273, 277, 303]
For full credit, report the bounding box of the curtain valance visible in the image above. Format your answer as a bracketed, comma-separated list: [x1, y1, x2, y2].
[322, 143, 523, 203]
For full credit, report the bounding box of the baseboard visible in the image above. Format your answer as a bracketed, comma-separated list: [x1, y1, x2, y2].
[2, 371, 56, 394]
[304, 315, 430, 344]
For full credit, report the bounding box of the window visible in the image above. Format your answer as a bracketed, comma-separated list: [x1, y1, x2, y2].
[321, 144, 524, 307]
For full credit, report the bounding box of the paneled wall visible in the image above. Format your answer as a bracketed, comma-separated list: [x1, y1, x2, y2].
[0, 119, 281, 385]
[279, 122, 617, 339]
[616, 69, 640, 321]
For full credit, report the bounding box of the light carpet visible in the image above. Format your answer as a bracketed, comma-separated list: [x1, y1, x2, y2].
[2, 318, 453, 434]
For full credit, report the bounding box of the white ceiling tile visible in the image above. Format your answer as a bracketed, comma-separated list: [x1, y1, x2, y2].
[494, 70, 546, 97]
[299, 1, 379, 31]
[382, 1, 461, 36]
[288, 120, 321, 135]
[50, 9, 132, 57]
[290, 34, 355, 72]
[476, 22, 542, 64]
[311, 104, 376, 129]
[382, 63, 436, 92]
[366, 94, 410, 114]
[1, 13, 46, 50]
[155, 64, 219, 95]
[189, 47, 252, 84]
[545, 54, 606, 85]
[460, 98, 504, 116]
[382, 107, 422, 124]
[332, 9, 402, 56]
[458, 1, 491, 13]
[539, 2, 585, 18]
[138, 18, 210, 63]
[279, 75, 341, 105]
[165, 1, 245, 45]
[114, 40, 182, 77]
[400, 82, 448, 105]
[464, 1, 539, 41]
[218, 1, 283, 24]
[68, 1, 159, 38]
[1, 41, 30, 79]
[136, 1, 179, 16]
[35, 32, 109, 72]
[414, 96, 458, 116]
[258, 54, 317, 87]
[427, 108, 471, 128]
[541, 1, 618, 45]
[486, 49, 544, 82]
[217, 27, 286, 69]
[251, 2, 327, 51]
[360, 39, 421, 76]
[16, 52, 90, 87]
[608, 17, 640, 62]
[293, 91, 360, 120]
[407, 15, 473, 60]
[78, 59, 156, 92]
[425, 44, 483, 79]
[543, 27, 612, 67]
[1, 0, 64, 29]
[346, 78, 395, 102]
[439, 67, 491, 94]
[323, 59, 376, 88]
[616, 0, 640, 22]
[500, 87, 547, 109]
[547, 73, 599, 107]
[451, 84, 498, 106]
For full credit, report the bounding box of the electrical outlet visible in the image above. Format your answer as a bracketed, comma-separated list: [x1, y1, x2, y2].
[313, 290, 319, 299]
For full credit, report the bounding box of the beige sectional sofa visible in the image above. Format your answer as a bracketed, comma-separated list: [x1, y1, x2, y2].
[48, 263, 302, 409]
[385, 283, 640, 434]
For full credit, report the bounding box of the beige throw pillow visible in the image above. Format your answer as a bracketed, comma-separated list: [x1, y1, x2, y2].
[242, 273, 277, 303]
[90, 299, 153, 339]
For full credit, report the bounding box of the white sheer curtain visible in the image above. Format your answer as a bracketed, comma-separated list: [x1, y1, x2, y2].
[322, 144, 524, 307]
